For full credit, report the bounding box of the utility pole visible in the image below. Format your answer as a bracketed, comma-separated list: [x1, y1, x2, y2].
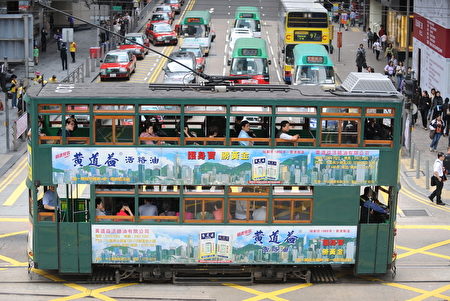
[404, 0, 411, 70]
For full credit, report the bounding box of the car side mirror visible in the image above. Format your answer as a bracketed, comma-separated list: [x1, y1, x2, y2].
[227, 59, 231, 66]
[99, 60, 103, 63]
[268, 60, 272, 65]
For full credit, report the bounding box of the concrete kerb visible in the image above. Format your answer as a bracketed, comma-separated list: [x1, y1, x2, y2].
[0, 143, 27, 178]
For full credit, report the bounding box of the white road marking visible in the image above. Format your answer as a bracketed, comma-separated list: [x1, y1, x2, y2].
[223, 67, 226, 76]
[144, 77, 148, 80]
[270, 46, 274, 56]
[276, 68, 281, 82]
[267, 35, 271, 44]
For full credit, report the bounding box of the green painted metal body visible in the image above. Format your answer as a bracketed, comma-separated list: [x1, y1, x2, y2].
[25, 84, 402, 275]
[293, 43, 334, 67]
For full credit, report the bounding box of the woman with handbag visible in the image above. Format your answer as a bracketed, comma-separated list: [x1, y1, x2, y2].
[429, 115, 445, 152]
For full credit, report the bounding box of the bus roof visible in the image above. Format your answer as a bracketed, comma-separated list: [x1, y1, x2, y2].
[281, 2, 327, 13]
[231, 38, 268, 58]
[234, 6, 261, 20]
[182, 10, 211, 25]
[293, 44, 333, 66]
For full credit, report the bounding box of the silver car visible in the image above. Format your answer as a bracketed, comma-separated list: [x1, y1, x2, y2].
[163, 51, 197, 84]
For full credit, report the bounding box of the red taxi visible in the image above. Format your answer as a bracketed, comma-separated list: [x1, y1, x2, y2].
[100, 50, 137, 81]
[118, 33, 150, 59]
[147, 22, 178, 46]
[160, 0, 181, 14]
[153, 5, 175, 20]
[147, 12, 172, 26]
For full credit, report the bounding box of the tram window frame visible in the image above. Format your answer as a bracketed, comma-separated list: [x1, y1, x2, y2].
[274, 116, 317, 146]
[138, 185, 180, 194]
[365, 108, 395, 117]
[321, 107, 361, 116]
[95, 196, 135, 222]
[229, 186, 270, 195]
[273, 198, 312, 223]
[276, 106, 317, 115]
[182, 115, 227, 146]
[185, 105, 226, 114]
[138, 197, 179, 223]
[184, 198, 224, 223]
[320, 118, 360, 147]
[272, 186, 313, 195]
[363, 118, 394, 147]
[38, 114, 63, 145]
[229, 198, 268, 223]
[38, 104, 62, 114]
[94, 116, 135, 145]
[63, 114, 90, 145]
[230, 115, 272, 146]
[94, 104, 135, 113]
[139, 105, 181, 114]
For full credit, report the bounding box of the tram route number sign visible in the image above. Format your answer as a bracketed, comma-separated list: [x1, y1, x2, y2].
[293, 30, 322, 42]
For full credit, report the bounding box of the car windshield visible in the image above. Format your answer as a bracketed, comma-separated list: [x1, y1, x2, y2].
[164, 0, 178, 3]
[156, 6, 170, 12]
[154, 23, 172, 33]
[152, 14, 168, 21]
[104, 53, 129, 63]
[181, 25, 205, 37]
[230, 58, 268, 75]
[180, 47, 201, 57]
[124, 37, 143, 45]
[166, 59, 194, 72]
[294, 66, 335, 85]
[235, 19, 259, 32]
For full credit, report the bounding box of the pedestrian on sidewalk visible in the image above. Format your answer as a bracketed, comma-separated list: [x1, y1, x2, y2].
[384, 61, 395, 78]
[17, 81, 26, 114]
[69, 41, 77, 63]
[48, 75, 58, 84]
[431, 91, 444, 119]
[395, 61, 405, 91]
[40, 28, 47, 52]
[60, 42, 68, 70]
[54, 30, 62, 51]
[372, 39, 382, 60]
[419, 90, 431, 129]
[443, 98, 450, 136]
[385, 43, 394, 63]
[429, 152, 446, 205]
[9, 74, 18, 108]
[443, 147, 450, 173]
[68, 16, 74, 28]
[366, 28, 374, 48]
[33, 45, 40, 66]
[350, 10, 356, 27]
[355, 44, 367, 72]
[372, 32, 379, 52]
[429, 115, 445, 152]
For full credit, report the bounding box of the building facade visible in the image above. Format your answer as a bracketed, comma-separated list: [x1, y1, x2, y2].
[412, 0, 450, 97]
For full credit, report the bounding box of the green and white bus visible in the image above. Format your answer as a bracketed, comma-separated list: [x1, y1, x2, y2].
[228, 38, 271, 84]
[234, 6, 261, 38]
[292, 43, 335, 89]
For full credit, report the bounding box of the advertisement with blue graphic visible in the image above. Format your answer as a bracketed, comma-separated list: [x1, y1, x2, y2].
[52, 147, 379, 186]
[92, 225, 357, 264]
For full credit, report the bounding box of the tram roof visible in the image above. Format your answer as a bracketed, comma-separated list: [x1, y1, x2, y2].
[27, 83, 403, 104]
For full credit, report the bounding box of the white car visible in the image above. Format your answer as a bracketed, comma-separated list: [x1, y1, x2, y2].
[228, 28, 254, 57]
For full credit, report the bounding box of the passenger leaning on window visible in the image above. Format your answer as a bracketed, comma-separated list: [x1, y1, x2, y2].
[238, 120, 255, 146]
[276, 120, 299, 141]
[57, 118, 76, 137]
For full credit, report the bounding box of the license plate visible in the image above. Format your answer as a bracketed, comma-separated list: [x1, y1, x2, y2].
[241, 79, 258, 84]
[109, 74, 116, 77]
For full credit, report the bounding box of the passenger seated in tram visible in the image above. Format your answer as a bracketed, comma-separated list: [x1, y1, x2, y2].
[276, 120, 299, 141]
[359, 187, 389, 223]
[195, 201, 214, 220]
[212, 201, 231, 220]
[41, 185, 59, 212]
[139, 199, 158, 216]
[206, 125, 222, 145]
[140, 122, 159, 145]
[159, 200, 177, 216]
[252, 205, 266, 221]
[57, 117, 76, 137]
[364, 118, 383, 140]
[96, 198, 108, 216]
[115, 202, 134, 221]
[28, 116, 46, 139]
[238, 120, 255, 146]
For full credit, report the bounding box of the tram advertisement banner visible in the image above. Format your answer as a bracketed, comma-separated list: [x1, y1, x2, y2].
[52, 147, 379, 186]
[91, 225, 357, 264]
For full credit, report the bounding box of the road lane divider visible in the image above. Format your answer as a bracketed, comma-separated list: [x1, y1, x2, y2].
[0, 158, 27, 193]
[2, 180, 26, 206]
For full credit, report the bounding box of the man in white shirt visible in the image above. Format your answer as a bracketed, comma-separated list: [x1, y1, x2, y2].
[238, 120, 254, 146]
[277, 120, 299, 141]
[429, 152, 446, 205]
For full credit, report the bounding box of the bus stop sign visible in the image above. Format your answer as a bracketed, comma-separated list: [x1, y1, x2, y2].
[337, 31, 342, 48]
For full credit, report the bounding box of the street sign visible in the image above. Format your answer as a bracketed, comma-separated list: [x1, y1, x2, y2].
[62, 28, 74, 43]
[112, 6, 122, 11]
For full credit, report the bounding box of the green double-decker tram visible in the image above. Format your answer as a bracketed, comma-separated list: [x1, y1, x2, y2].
[25, 83, 403, 283]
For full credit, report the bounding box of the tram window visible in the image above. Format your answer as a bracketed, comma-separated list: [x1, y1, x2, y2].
[365, 108, 394, 117]
[38, 104, 62, 113]
[139, 185, 180, 194]
[96, 197, 134, 221]
[94, 105, 135, 112]
[230, 116, 271, 145]
[229, 199, 267, 222]
[276, 106, 316, 115]
[139, 105, 180, 113]
[321, 119, 359, 146]
[321, 107, 360, 116]
[185, 105, 226, 113]
[359, 186, 390, 224]
[230, 105, 271, 115]
[38, 114, 62, 144]
[229, 186, 269, 195]
[364, 118, 393, 146]
[275, 117, 317, 146]
[184, 186, 225, 194]
[94, 117, 134, 144]
[95, 185, 134, 193]
[66, 104, 89, 113]
[64, 114, 90, 144]
[184, 198, 223, 222]
[272, 186, 313, 195]
[273, 199, 312, 222]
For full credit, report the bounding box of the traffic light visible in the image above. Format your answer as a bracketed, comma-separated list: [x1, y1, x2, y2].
[0, 71, 16, 93]
[403, 79, 417, 98]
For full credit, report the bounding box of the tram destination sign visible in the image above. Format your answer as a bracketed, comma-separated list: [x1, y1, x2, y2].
[52, 147, 379, 186]
[92, 225, 357, 265]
